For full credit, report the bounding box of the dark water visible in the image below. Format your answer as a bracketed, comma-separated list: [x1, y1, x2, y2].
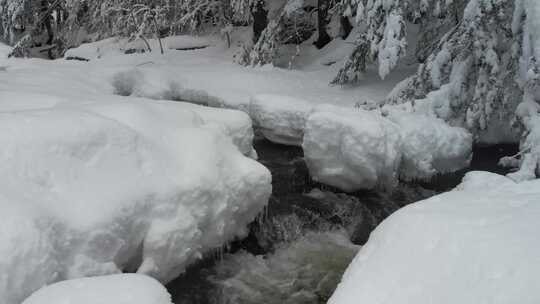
[167, 139, 518, 304]
[419, 144, 519, 191]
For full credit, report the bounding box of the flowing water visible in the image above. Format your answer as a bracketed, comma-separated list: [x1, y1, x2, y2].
[166, 139, 518, 304]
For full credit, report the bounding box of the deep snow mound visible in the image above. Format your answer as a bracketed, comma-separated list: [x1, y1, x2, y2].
[329, 171, 540, 304]
[80, 100, 257, 157]
[388, 111, 473, 181]
[0, 105, 271, 304]
[250, 94, 313, 146]
[109, 68, 225, 108]
[303, 105, 472, 192]
[22, 274, 172, 304]
[303, 105, 402, 191]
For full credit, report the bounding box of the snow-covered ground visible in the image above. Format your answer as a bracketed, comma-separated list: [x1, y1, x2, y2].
[59, 34, 475, 191]
[61, 32, 414, 112]
[329, 171, 540, 304]
[22, 274, 172, 304]
[0, 26, 524, 302]
[0, 43, 11, 59]
[0, 30, 473, 194]
[0, 40, 273, 304]
[250, 94, 313, 146]
[0, 101, 271, 304]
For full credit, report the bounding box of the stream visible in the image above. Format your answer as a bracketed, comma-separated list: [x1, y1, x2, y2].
[166, 139, 518, 304]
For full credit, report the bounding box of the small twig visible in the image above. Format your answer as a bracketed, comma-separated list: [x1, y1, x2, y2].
[136, 61, 155, 67]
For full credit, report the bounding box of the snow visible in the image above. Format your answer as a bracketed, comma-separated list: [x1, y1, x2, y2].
[56, 33, 421, 155]
[303, 105, 472, 191]
[61, 33, 414, 113]
[64, 37, 125, 60]
[64, 35, 212, 60]
[0, 31, 478, 302]
[0, 41, 11, 59]
[377, 10, 407, 79]
[164, 35, 212, 50]
[329, 171, 540, 304]
[514, 0, 540, 79]
[250, 94, 313, 145]
[303, 105, 402, 191]
[503, 100, 540, 181]
[0, 75, 254, 156]
[387, 111, 473, 181]
[22, 274, 172, 304]
[0, 102, 271, 304]
[512, 0, 540, 72]
[0, 44, 273, 303]
[49, 34, 419, 157]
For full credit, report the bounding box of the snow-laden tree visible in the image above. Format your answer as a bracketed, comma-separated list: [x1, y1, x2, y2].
[332, 0, 407, 84]
[383, 0, 540, 180]
[1, 0, 69, 58]
[332, 0, 471, 85]
[247, 0, 325, 66]
[331, 0, 540, 179]
[387, 0, 518, 130]
[0, 0, 34, 46]
[1, 0, 244, 56]
[499, 0, 540, 181]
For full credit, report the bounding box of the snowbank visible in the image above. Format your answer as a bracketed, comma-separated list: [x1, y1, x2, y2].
[0, 91, 252, 158]
[250, 94, 313, 145]
[109, 67, 225, 108]
[0, 105, 271, 304]
[303, 105, 472, 191]
[303, 105, 402, 191]
[64, 37, 125, 60]
[64, 36, 212, 60]
[329, 171, 540, 304]
[60, 34, 411, 112]
[171, 101, 256, 157]
[80, 100, 257, 157]
[22, 274, 172, 304]
[388, 112, 473, 181]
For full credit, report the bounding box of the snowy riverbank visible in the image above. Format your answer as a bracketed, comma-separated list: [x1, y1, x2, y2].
[329, 171, 540, 304]
[51, 36, 473, 191]
[1, 41, 272, 304]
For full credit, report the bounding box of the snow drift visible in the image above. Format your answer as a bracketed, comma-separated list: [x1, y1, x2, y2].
[22, 274, 172, 304]
[303, 105, 402, 191]
[388, 111, 473, 181]
[250, 94, 313, 146]
[0, 103, 271, 304]
[303, 105, 472, 192]
[329, 171, 540, 304]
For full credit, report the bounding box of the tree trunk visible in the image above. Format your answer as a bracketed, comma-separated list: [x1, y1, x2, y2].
[251, 0, 268, 44]
[314, 0, 331, 49]
[41, 0, 54, 45]
[340, 16, 353, 39]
